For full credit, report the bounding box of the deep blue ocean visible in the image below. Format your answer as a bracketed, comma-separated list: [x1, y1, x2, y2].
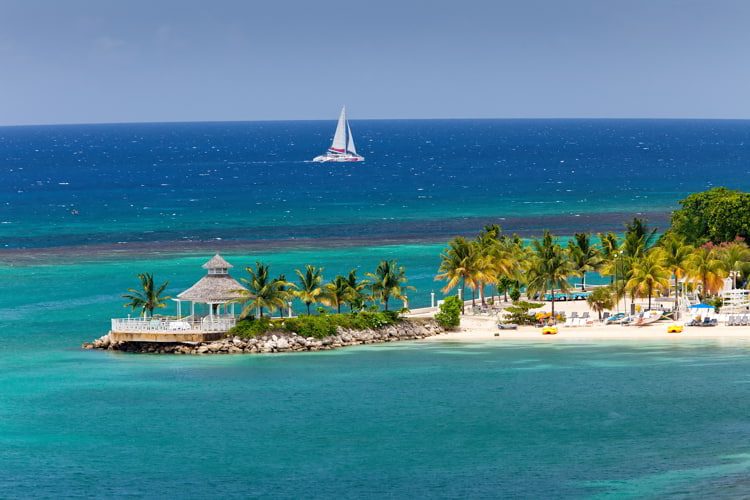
[2, 119, 750, 498]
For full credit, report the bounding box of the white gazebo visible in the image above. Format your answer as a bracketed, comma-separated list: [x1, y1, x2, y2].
[110, 254, 247, 343]
[176, 254, 246, 320]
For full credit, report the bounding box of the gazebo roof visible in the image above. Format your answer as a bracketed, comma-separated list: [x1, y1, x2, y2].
[202, 254, 233, 270]
[177, 274, 246, 303]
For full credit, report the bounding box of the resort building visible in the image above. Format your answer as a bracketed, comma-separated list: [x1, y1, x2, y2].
[721, 288, 750, 314]
[110, 254, 246, 343]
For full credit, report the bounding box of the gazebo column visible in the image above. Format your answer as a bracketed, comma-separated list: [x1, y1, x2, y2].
[191, 301, 195, 318]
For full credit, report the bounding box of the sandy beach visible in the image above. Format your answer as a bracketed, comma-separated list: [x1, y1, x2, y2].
[410, 298, 750, 343]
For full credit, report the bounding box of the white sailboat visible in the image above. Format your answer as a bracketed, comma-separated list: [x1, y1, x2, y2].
[312, 106, 364, 162]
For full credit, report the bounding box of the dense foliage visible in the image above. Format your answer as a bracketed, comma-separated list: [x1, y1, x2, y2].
[435, 190, 750, 321]
[230, 311, 401, 339]
[586, 286, 616, 320]
[502, 301, 544, 325]
[434, 296, 462, 329]
[669, 187, 750, 244]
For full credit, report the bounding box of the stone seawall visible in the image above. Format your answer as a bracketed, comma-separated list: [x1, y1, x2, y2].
[83, 319, 443, 355]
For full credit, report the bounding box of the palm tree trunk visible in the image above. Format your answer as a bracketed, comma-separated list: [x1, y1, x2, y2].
[306, 302, 311, 315]
[337, 303, 341, 314]
[551, 289, 555, 323]
[384, 297, 389, 311]
[581, 273, 586, 291]
[674, 274, 679, 313]
[480, 282, 485, 305]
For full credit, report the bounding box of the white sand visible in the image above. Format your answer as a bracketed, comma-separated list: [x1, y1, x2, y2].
[409, 297, 750, 343]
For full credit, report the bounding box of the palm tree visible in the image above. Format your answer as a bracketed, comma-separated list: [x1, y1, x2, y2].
[718, 241, 750, 289]
[525, 231, 573, 320]
[597, 232, 620, 284]
[236, 262, 292, 318]
[625, 250, 671, 310]
[567, 232, 601, 291]
[685, 247, 727, 299]
[344, 268, 368, 312]
[367, 260, 414, 311]
[295, 265, 324, 315]
[586, 286, 615, 321]
[659, 234, 693, 312]
[321, 275, 353, 314]
[273, 273, 294, 318]
[435, 236, 484, 307]
[475, 225, 502, 305]
[122, 273, 171, 317]
[623, 217, 658, 259]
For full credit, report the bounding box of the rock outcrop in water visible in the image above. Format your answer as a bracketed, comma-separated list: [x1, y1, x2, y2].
[83, 319, 443, 355]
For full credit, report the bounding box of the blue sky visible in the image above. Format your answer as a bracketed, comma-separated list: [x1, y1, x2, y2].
[1, 0, 749, 125]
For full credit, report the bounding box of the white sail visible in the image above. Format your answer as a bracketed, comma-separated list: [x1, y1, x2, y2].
[346, 122, 357, 155]
[329, 107, 347, 152]
[312, 105, 364, 163]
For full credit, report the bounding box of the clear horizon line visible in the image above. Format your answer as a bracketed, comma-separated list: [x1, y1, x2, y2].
[2, 116, 750, 128]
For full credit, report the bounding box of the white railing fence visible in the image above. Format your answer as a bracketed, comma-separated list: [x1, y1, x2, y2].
[111, 315, 236, 334]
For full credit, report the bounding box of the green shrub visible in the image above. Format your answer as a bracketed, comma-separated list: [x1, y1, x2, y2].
[283, 315, 337, 338]
[435, 296, 462, 329]
[502, 301, 544, 325]
[509, 287, 521, 302]
[231, 317, 276, 338]
[277, 311, 402, 339]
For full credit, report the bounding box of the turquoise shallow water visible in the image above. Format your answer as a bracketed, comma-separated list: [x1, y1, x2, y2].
[3, 335, 750, 497]
[2, 257, 750, 498]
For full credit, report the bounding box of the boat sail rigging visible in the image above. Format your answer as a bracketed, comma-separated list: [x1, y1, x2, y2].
[313, 106, 364, 162]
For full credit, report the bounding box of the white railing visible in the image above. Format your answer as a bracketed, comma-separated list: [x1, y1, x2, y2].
[111, 315, 236, 334]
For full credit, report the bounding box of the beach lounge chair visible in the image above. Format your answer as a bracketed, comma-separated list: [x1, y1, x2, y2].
[602, 312, 610, 321]
[497, 323, 518, 330]
[742, 315, 749, 326]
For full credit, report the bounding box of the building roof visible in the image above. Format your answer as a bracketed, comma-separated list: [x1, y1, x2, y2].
[177, 274, 247, 303]
[202, 254, 233, 270]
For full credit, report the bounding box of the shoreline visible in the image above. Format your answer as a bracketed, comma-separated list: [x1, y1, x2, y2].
[422, 314, 750, 343]
[83, 319, 445, 355]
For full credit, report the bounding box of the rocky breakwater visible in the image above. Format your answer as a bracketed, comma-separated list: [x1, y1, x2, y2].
[83, 319, 443, 355]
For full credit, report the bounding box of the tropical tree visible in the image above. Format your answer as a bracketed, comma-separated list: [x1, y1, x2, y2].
[295, 265, 324, 315]
[685, 247, 727, 298]
[273, 273, 294, 318]
[597, 232, 620, 283]
[525, 231, 574, 319]
[586, 286, 616, 321]
[367, 260, 414, 311]
[236, 262, 292, 318]
[717, 241, 750, 289]
[435, 236, 490, 307]
[344, 268, 368, 312]
[659, 233, 694, 311]
[567, 232, 602, 291]
[321, 275, 353, 314]
[622, 217, 658, 259]
[122, 273, 171, 317]
[475, 225, 501, 304]
[625, 250, 671, 310]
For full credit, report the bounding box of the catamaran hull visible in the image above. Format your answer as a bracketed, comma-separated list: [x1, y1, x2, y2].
[312, 154, 365, 163]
